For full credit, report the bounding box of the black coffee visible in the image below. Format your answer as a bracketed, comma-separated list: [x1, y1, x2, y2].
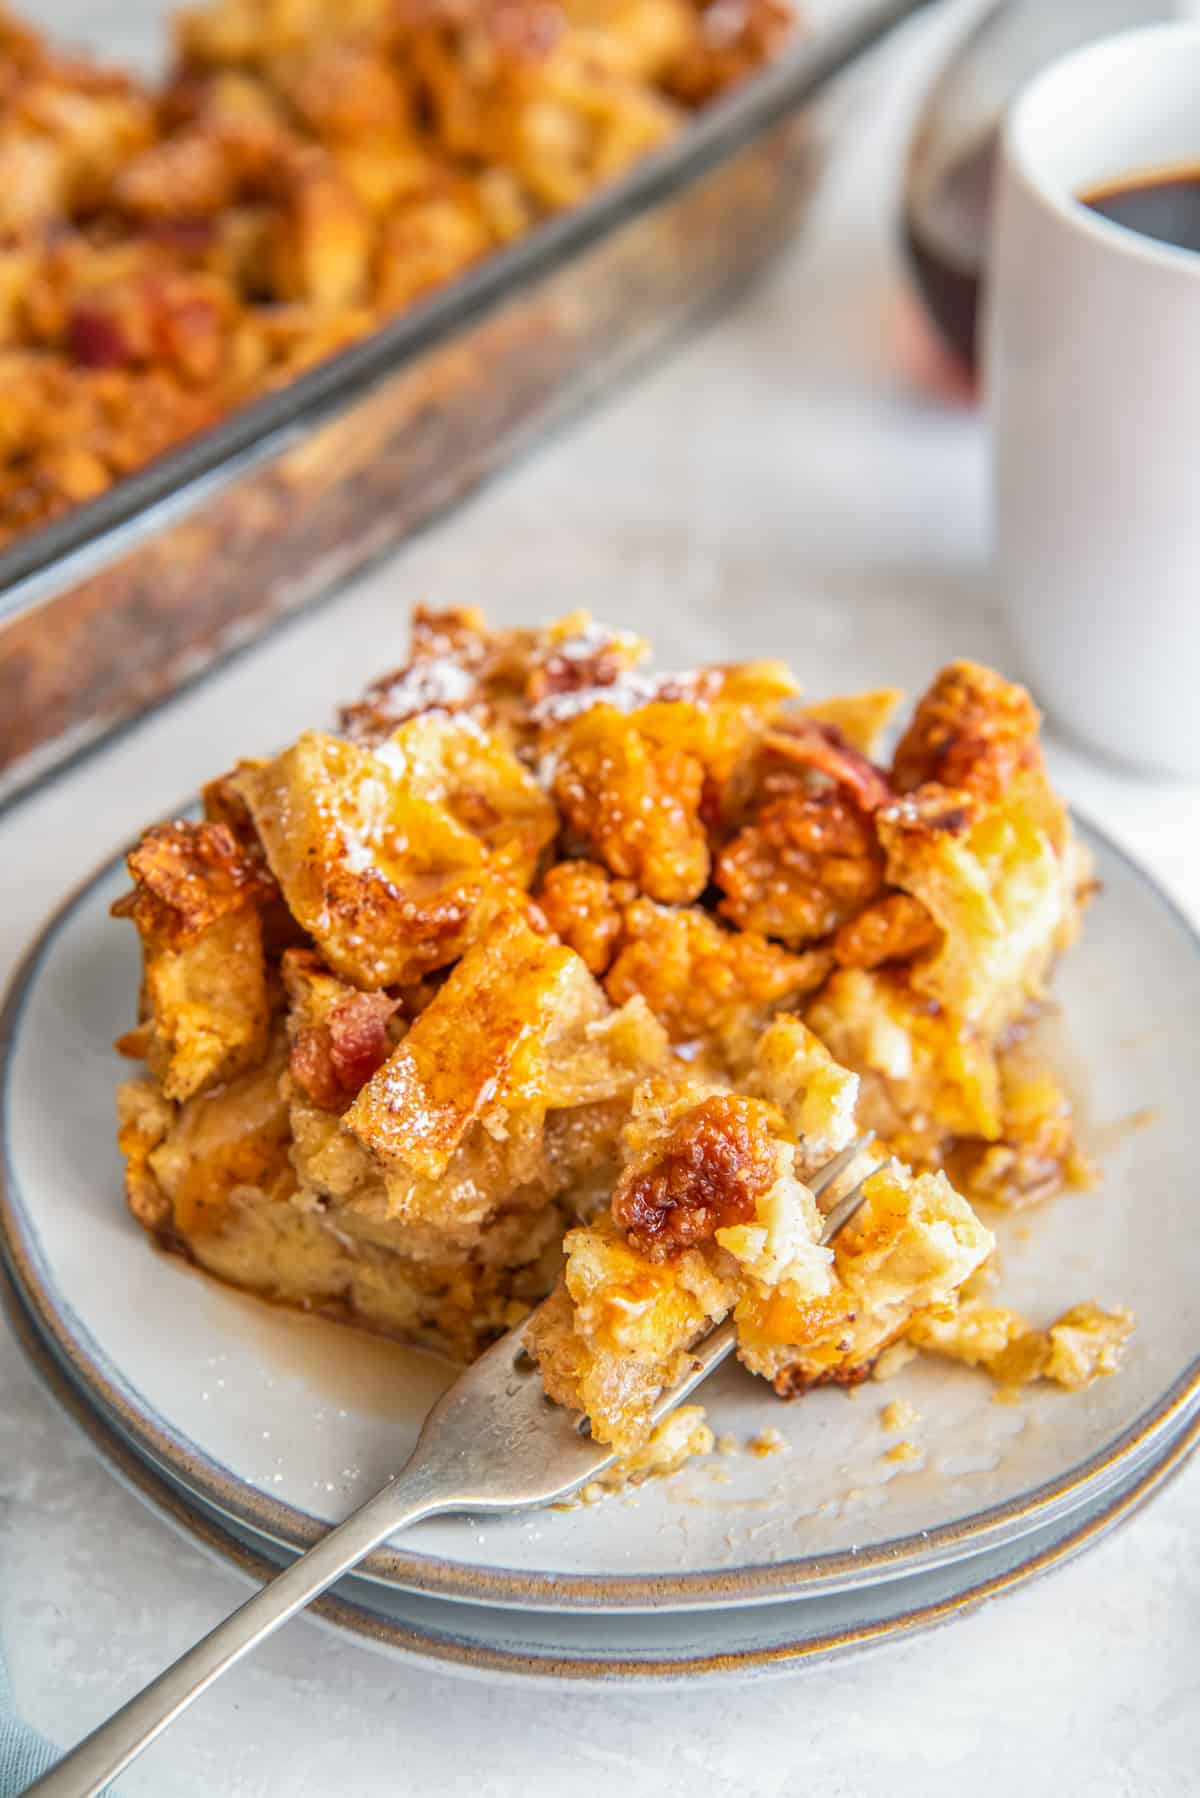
[1082, 166, 1200, 254]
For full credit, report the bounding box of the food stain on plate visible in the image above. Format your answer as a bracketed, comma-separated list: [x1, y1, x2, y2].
[208, 1281, 457, 1424]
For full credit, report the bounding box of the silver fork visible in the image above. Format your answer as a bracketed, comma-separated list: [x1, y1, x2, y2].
[26, 1135, 878, 1798]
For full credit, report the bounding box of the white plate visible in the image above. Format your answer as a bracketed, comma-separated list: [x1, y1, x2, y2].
[7, 1258, 1197, 1687]
[2, 820, 1197, 1612]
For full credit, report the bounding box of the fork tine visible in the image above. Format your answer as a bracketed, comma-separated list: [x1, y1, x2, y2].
[808, 1130, 874, 1200]
[819, 1162, 885, 1245]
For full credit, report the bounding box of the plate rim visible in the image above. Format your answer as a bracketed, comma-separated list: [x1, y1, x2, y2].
[6, 1256, 1197, 1687]
[2, 811, 1198, 1612]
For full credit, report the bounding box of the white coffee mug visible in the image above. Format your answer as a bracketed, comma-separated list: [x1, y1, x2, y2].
[986, 24, 1200, 777]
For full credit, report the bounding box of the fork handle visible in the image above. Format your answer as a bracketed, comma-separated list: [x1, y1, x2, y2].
[24, 1460, 446, 1798]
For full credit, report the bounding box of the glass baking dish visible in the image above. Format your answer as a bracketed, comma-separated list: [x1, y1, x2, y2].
[0, 0, 930, 807]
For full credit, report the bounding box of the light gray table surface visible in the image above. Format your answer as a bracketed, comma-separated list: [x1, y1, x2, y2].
[1, 4, 1196, 1793]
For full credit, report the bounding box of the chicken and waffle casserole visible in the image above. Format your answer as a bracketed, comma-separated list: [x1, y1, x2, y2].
[0, 0, 794, 547]
[113, 608, 1133, 1457]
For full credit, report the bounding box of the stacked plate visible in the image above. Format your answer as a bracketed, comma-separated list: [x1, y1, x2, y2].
[2, 821, 1197, 1686]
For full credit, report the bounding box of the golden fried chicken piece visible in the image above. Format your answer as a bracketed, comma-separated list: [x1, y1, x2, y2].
[712, 705, 905, 948]
[604, 892, 830, 1044]
[891, 661, 1075, 866]
[536, 852, 831, 1051]
[832, 890, 941, 969]
[715, 786, 885, 945]
[553, 703, 710, 903]
[536, 858, 629, 974]
[892, 660, 1043, 804]
[113, 820, 272, 1102]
